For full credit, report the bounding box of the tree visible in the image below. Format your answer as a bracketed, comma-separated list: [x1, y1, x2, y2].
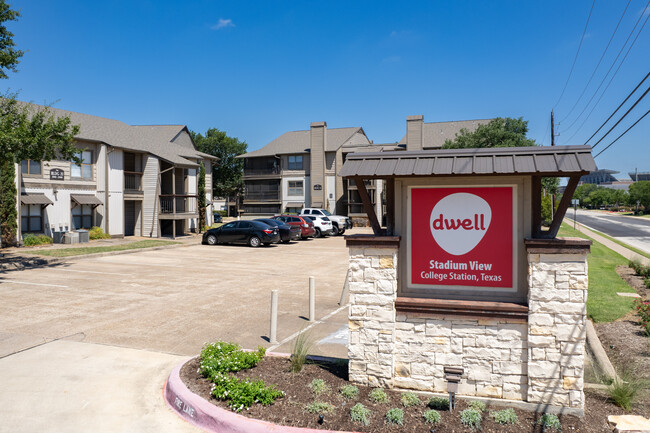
[573, 183, 597, 205]
[0, 0, 23, 79]
[443, 117, 537, 149]
[629, 181, 650, 210]
[191, 128, 247, 199]
[198, 161, 206, 231]
[0, 158, 16, 245]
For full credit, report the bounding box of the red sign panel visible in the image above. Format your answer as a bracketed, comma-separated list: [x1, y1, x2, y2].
[410, 186, 513, 288]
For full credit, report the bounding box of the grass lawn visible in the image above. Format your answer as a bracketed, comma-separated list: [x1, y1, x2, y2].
[558, 223, 636, 323]
[24, 239, 180, 258]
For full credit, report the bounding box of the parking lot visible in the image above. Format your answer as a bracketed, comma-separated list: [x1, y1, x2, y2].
[0, 233, 353, 359]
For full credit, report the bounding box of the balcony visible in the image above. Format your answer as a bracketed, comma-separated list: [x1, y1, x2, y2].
[159, 194, 198, 218]
[243, 191, 281, 202]
[243, 167, 281, 177]
[124, 171, 143, 192]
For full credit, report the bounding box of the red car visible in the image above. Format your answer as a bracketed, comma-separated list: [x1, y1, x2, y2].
[272, 215, 315, 239]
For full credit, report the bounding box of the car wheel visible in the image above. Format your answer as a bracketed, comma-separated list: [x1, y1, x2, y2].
[206, 234, 217, 245]
[249, 236, 261, 247]
[282, 239, 291, 243]
[314, 228, 322, 238]
[331, 225, 339, 236]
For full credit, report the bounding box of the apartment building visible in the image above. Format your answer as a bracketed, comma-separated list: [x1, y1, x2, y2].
[15, 103, 217, 241]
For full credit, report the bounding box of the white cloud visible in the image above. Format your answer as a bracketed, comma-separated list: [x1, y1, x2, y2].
[211, 18, 235, 30]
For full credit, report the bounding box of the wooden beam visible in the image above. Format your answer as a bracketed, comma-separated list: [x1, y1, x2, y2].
[385, 178, 395, 236]
[544, 175, 581, 239]
[531, 176, 542, 238]
[354, 176, 383, 235]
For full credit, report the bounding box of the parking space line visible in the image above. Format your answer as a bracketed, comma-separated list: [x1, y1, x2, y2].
[84, 260, 183, 268]
[0, 279, 69, 288]
[46, 269, 133, 276]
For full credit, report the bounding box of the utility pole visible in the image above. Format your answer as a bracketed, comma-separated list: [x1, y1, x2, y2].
[551, 110, 555, 146]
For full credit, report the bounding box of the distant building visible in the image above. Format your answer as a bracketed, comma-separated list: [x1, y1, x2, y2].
[628, 171, 650, 182]
[579, 169, 619, 185]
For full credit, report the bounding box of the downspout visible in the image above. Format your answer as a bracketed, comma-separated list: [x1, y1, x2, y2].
[105, 145, 112, 235]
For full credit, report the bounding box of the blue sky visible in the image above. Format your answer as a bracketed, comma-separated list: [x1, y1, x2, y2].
[6, 1, 650, 179]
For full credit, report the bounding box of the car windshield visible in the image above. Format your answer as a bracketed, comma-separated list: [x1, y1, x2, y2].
[322, 210, 332, 216]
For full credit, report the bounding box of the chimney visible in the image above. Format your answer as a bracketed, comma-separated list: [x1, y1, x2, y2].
[406, 115, 424, 151]
[310, 121, 326, 208]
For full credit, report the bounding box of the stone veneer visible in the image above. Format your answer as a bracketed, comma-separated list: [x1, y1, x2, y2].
[347, 235, 590, 412]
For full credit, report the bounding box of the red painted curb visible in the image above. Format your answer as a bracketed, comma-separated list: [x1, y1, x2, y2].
[164, 357, 358, 433]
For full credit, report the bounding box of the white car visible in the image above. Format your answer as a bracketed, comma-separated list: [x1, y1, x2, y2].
[301, 215, 333, 238]
[300, 208, 352, 236]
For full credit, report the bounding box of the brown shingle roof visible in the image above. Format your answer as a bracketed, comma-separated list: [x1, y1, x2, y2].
[240, 127, 365, 158]
[339, 145, 597, 178]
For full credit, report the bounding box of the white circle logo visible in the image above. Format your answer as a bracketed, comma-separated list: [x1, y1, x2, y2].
[429, 193, 492, 256]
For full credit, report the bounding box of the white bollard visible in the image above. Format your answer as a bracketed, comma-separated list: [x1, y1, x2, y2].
[270, 290, 278, 344]
[309, 276, 315, 322]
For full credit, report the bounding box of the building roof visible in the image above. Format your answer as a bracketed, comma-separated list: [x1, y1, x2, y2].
[240, 127, 364, 158]
[18, 102, 214, 167]
[20, 193, 53, 205]
[399, 119, 492, 149]
[339, 145, 597, 178]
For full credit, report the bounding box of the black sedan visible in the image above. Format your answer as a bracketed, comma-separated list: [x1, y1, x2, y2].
[202, 220, 280, 247]
[254, 218, 301, 243]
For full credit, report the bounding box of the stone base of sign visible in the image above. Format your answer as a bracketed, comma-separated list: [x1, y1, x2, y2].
[346, 235, 591, 413]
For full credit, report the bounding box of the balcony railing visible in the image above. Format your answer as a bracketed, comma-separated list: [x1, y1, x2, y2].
[243, 167, 281, 176]
[244, 191, 281, 201]
[159, 195, 198, 214]
[124, 171, 143, 191]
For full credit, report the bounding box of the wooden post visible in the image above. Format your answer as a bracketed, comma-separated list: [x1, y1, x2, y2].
[531, 176, 542, 238]
[354, 176, 382, 235]
[545, 175, 581, 239]
[385, 178, 395, 236]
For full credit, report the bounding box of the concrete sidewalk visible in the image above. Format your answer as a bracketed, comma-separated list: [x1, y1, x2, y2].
[0, 339, 199, 433]
[566, 218, 650, 266]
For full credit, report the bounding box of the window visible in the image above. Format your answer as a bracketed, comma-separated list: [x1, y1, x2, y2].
[288, 180, 303, 196]
[21, 205, 43, 233]
[71, 151, 93, 179]
[288, 155, 303, 170]
[72, 205, 93, 229]
[21, 160, 42, 176]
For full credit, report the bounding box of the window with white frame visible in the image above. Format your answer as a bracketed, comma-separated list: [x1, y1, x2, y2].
[288, 180, 303, 196]
[288, 155, 303, 170]
[71, 151, 93, 179]
[20, 160, 42, 176]
[21, 205, 43, 232]
[72, 204, 93, 229]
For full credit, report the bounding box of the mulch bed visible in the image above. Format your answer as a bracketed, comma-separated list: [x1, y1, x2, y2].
[180, 356, 630, 433]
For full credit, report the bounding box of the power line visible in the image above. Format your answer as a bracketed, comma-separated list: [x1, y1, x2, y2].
[553, 0, 596, 109]
[583, 71, 650, 145]
[559, 1, 649, 135]
[594, 108, 650, 158]
[591, 86, 649, 148]
[558, 0, 631, 123]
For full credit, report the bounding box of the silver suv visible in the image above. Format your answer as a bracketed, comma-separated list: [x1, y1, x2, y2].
[300, 208, 352, 236]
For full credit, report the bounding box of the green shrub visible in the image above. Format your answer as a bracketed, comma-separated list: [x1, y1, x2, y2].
[309, 378, 330, 395]
[468, 400, 486, 412]
[340, 385, 359, 399]
[635, 299, 650, 337]
[608, 374, 644, 411]
[210, 372, 283, 412]
[537, 413, 562, 431]
[22, 233, 53, 246]
[490, 408, 518, 424]
[369, 387, 389, 403]
[305, 401, 335, 414]
[460, 408, 482, 430]
[423, 409, 441, 424]
[88, 226, 110, 240]
[385, 408, 404, 425]
[350, 403, 371, 426]
[400, 391, 421, 407]
[290, 331, 313, 373]
[428, 396, 450, 410]
[199, 341, 265, 378]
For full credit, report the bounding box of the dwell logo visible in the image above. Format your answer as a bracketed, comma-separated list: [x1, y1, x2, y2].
[411, 186, 513, 289]
[429, 193, 491, 256]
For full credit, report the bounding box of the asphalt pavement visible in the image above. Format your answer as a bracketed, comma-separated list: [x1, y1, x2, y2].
[569, 209, 650, 255]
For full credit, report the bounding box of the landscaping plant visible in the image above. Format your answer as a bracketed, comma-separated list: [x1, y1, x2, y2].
[339, 385, 359, 399]
[199, 341, 265, 378]
[490, 408, 518, 424]
[305, 401, 335, 414]
[423, 409, 441, 424]
[210, 372, 283, 412]
[428, 396, 450, 410]
[368, 387, 389, 403]
[537, 413, 562, 431]
[88, 226, 110, 240]
[22, 233, 53, 246]
[460, 408, 482, 430]
[608, 373, 644, 411]
[635, 298, 650, 337]
[400, 391, 421, 407]
[468, 400, 486, 412]
[290, 330, 313, 373]
[385, 408, 404, 425]
[308, 378, 330, 395]
[350, 403, 371, 426]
